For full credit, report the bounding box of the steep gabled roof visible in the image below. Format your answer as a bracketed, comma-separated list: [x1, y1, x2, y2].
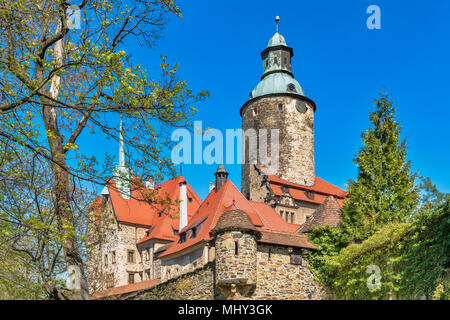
[298, 195, 342, 233]
[137, 212, 177, 244]
[159, 179, 317, 259]
[107, 175, 201, 227]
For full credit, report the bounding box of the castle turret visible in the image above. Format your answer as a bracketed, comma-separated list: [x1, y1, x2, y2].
[241, 17, 317, 200]
[210, 209, 260, 299]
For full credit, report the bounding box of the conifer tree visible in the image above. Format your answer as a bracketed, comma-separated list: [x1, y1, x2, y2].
[342, 93, 418, 242]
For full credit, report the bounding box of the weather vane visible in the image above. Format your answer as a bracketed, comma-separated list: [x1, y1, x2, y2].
[275, 16, 280, 33]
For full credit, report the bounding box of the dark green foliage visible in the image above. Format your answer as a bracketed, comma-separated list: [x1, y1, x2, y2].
[326, 198, 449, 299]
[342, 93, 418, 242]
[305, 226, 348, 287]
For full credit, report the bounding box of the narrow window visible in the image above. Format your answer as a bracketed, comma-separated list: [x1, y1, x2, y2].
[111, 251, 116, 264]
[285, 212, 289, 222]
[290, 248, 303, 265]
[128, 273, 135, 284]
[278, 104, 283, 111]
[290, 212, 294, 223]
[146, 249, 150, 261]
[234, 241, 239, 256]
[268, 247, 272, 261]
[280, 210, 284, 218]
[146, 270, 151, 280]
[127, 250, 135, 263]
[104, 254, 108, 266]
[274, 57, 278, 64]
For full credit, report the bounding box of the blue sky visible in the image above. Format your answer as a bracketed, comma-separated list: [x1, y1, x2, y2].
[84, 0, 450, 199]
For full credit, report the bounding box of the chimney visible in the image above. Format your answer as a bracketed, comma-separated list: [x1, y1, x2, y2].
[179, 181, 188, 231]
[145, 176, 155, 189]
[209, 182, 215, 193]
[214, 165, 229, 192]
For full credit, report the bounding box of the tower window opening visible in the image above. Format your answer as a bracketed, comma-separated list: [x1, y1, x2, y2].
[234, 241, 239, 256]
[253, 108, 258, 116]
[290, 212, 294, 223]
[287, 83, 296, 92]
[274, 57, 278, 64]
[278, 104, 283, 111]
[268, 247, 272, 261]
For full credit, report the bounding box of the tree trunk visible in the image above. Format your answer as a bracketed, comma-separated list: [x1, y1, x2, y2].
[40, 21, 90, 299]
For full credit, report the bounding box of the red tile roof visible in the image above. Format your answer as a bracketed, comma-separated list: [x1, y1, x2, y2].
[259, 230, 316, 249]
[265, 173, 348, 207]
[107, 176, 201, 228]
[137, 212, 177, 244]
[210, 209, 261, 236]
[159, 179, 316, 258]
[298, 195, 342, 232]
[92, 278, 160, 299]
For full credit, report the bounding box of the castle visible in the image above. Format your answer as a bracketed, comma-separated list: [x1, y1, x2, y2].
[86, 17, 347, 300]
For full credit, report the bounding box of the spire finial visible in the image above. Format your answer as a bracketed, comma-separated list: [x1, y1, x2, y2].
[119, 115, 125, 167]
[275, 16, 280, 33]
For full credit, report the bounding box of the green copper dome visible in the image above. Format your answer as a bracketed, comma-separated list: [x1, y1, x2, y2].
[267, 32, 287, 48]
[267, 32, 287, 47]
[249, 17, 305, 100]
[251, 72, 304, 99]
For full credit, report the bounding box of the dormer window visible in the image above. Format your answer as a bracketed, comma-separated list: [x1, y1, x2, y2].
[179, 232, 187, 243]
[307, 190, 314, 200]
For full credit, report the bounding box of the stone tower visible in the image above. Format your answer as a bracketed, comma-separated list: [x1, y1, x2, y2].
[210, 209, 260, 299]
[241, 17, 317, 199]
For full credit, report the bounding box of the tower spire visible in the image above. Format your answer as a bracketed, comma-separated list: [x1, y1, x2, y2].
[275, 16, 279, 33]
[113, 115, 131, 199]
[119, 116, 125, 167]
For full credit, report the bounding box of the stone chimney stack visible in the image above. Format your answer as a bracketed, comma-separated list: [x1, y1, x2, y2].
[214, 165, 229, 192]
[179, 181, 188, 231]
[209, 182, 215, 193]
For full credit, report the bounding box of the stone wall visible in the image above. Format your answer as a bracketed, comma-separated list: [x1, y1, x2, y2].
[253, 244, 330, 300]
[215, 231, 257, 285]
[242, 96, 315, 199]
[87, 196, 163, 292]
[127, 263, 215, 300]
[124, 243, 330, 300]
[160, 244, 210, 281]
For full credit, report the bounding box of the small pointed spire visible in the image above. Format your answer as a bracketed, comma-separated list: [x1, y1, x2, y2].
[119, 116, 125, 167]
[275, 16, 280, 33]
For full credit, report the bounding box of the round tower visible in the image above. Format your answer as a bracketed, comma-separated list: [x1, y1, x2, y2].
[210, 209, 260, 297]
[241, 17, 317, 199]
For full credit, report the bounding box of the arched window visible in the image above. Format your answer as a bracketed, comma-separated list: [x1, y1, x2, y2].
[234, 241, 239, 256]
